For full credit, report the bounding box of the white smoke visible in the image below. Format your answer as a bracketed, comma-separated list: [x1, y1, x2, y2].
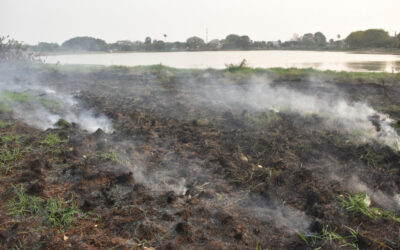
[0, 81, 113, 133]
[193, 77, 399, 150]
[347, 176, 400, 210]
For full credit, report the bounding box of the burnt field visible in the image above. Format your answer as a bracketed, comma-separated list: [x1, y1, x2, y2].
[0, 65, 400, 249]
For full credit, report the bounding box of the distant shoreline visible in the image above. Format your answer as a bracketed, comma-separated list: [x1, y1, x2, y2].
[38, 48, 400, 57]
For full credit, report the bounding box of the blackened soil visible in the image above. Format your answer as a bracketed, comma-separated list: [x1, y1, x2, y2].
[1, 66, 400, 249]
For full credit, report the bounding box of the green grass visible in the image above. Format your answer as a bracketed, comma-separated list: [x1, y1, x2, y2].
[0, 120, 12, 129]
[40, 133, 64, 155]
[39, 98, 60, 109]
[0, 90, 60, 112]
[7, 185, 42, 218]
[391, 122, 400, 134]
[360, 149, 385, 168]
[339, 193, 381, 219]
[0, 91, 34, 103]
[1, 133, 21, 144]
[225, 59, 255, 74]
[99, 151, 119, 162]
[0, 147, 22, 174]
[244, 110, 281, 128]
[0, 91, 34, 111]
[38, 63, 400, 86]
[45, 196, 81, 229]
[338, 193, 400, 223]
[8, 185, 83, 230]
[381, 104, 400, 114]
[297, 225, 358, 249]
[54, 118, 70, 129]
[265, 67, 400, 84]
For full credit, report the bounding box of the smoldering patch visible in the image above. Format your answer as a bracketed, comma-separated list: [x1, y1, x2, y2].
[175, 76, 400, 150]
[110, 140, 311, 234]
[0, 80, 113, 133]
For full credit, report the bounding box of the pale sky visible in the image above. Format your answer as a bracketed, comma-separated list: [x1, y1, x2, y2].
[0, 0, 398, 45]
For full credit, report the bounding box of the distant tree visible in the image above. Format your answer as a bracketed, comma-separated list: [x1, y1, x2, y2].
[238, 35, 251, 49]
[253, 41, 267, 49]
[186, 36, 205, 50]
[152, 40, 166, 51]
[171, 41, 186, 51]
[145, 37, 152, 45]
[396, 33, 400, 48]
[207, 39, 222, 50]
[36, 42, 60, 52]
[144, 37, 152, 51]
[61, 36, 108, 51]
[222, 34, 241, 49]
[345, 29, 391, 48]
[345, 31, 364, 48]
[281, 40, 298, 48]
[222, 34, 252, 50]
[314, 32, 327, 46]
[362, 29, 390, 47]
[109, 40, 136, 51]
[302, 33, 314, 45]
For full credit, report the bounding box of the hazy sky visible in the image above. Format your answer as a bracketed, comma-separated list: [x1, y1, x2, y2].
[0, 0, 399, 45]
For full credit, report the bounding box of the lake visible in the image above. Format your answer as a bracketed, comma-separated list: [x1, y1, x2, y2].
[42, 50, 400, 73]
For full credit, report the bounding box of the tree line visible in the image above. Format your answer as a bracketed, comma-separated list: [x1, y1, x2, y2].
[29, 29, 400, 53]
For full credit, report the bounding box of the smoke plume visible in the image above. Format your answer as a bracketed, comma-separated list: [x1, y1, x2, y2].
[0, 79, 113, 133]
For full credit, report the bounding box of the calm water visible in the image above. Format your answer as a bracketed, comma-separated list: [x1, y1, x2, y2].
[42, 50, 400, 73]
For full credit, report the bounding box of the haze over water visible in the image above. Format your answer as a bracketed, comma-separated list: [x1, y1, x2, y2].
[42, 50, 400, 72]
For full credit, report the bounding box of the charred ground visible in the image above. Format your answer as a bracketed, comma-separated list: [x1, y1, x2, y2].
[0, 65, 400, 249]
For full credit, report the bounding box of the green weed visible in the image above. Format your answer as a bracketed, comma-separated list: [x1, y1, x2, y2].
[1, 133, 21, 144]
[54, 118, 70, 129]
[45, 196, 81, 229]
[0, 91, 34, 103]
[12, 240, 28, 250]
[40, 133, 64, 155]
[360, 149, 385, 168]
[40, 133, 62, 146]
[0, 90, 60, 111]
[339, 193, 381, 219]
[7, 185, 42, 218]
[391, 122, 400, 134]
[244, 111, 281, 128]
[398, 230, 400, 248]
[99, 151, 119, 162]
[297, 225, 358, 249]
[338, 193, 400, 223]
[225, 59, 252, 73]
[0, 120, 12, 128]
[0, 147, 22, 174]
[39, 98, 60, 109]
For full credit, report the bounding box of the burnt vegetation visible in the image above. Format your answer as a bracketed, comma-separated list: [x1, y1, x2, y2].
[1, 40, 400, 249]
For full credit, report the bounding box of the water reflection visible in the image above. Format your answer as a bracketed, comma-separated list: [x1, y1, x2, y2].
[346, 61, 388, 72]
[42, 51, 400, 73]
[394, 61, 400, 73]
[296, 63, 323, 69]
